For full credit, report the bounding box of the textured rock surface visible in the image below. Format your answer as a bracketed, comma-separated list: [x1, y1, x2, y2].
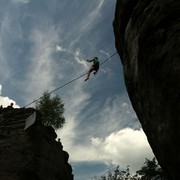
[0, 108, 73, 180]
[113, 0, 180, 179]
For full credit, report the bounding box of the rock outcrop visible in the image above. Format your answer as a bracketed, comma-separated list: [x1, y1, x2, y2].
[113, 0, 180, 179]
[0, 108, 73, 180]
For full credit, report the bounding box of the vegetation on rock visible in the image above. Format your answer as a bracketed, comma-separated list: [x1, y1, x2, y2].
[94, 157, 168, 180]
[36, 91, 65, 130]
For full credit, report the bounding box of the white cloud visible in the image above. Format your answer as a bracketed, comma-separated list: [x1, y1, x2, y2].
[99, 50, 115, 78]
[0, 1, 26, 82]
[68, 128, 153, 173]
[22, 26, 60, 103]
[96, 95, 138, 134]
[58, 92, 153, 172]
[102, 128, 153, 164]
[0, 84, 2, 95]
[80, 0, 104, 32]
[0, 96, 20, 108]
[73, 48, 88, 69]
[100, 50, 110, 57]
[100, 67, 112, 76]
[0, 26, 11, 80]
[11, 0, 30, 4]
[0, 85, 19, 108]
[57, 116, 77, 148]
[56, 45, 66, 52]
[57, 80, 91, 142]
[56, 46, 89, 71]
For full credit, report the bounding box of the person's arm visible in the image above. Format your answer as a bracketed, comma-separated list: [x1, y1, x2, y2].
[87, 59, 94, 62]
[87, 58, 94, 62]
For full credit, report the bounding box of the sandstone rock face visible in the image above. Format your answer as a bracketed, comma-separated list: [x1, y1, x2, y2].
[113, 0, 180, 179]
[0, 108, 73, 180]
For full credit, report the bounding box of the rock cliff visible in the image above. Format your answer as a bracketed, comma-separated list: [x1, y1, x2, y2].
[113, 0, 180, 179]
[0, 108, 73, 180]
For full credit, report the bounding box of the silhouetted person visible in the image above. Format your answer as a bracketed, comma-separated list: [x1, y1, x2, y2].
[85, 57, 99, 81]
[7, 103, 14, 109]
[0, 105, 3, 113]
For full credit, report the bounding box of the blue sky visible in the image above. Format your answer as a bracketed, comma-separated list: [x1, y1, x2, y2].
[0, 0, 154, 179]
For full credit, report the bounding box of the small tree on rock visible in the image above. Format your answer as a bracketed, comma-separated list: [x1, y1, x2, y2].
[136, 157, 168, 180]
[35, 91, 65, 130]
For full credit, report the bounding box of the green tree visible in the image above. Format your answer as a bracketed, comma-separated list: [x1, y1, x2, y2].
[94, 157, 168, 180]
[97, 165, 131, 180]
[35, 91, 65, 129]
[136, 157, 168, 180]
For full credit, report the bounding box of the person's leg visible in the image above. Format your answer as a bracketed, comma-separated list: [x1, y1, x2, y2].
[85, 66, 94, 81]
[93, 66, 98, 75]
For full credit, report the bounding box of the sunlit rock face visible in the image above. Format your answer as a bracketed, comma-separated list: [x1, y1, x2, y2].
[0, 108, 73, 180]
[113, 0, 180, 179]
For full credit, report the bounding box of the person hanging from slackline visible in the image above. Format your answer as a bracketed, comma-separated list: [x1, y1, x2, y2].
[85, 57, 99, 81]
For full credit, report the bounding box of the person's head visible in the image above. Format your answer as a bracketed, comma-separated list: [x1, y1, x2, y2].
[94, 57, 98, 60]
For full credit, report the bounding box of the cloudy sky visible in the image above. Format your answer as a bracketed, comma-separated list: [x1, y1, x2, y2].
[0, 0, 154, 179]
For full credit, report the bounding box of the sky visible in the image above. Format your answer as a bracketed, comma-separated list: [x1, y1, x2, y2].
[0, 0, 154, 179]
